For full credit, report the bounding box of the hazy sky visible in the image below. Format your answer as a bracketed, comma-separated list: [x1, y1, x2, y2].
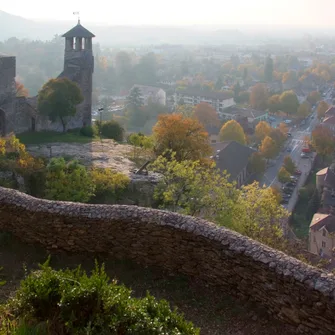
[2, 0, 335, 26]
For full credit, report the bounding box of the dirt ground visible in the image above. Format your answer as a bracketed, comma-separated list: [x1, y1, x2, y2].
[0, 235, 297, 335]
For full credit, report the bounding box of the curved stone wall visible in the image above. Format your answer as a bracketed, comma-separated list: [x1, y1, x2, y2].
[0, 186, 335, 334]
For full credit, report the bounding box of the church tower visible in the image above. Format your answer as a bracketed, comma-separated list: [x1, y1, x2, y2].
[61, 19, 95, 128]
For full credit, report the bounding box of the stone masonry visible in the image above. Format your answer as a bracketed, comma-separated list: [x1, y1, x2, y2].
[0, 186, 335, 334]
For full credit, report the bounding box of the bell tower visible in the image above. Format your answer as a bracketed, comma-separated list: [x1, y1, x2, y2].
[61, 18, 95, 128]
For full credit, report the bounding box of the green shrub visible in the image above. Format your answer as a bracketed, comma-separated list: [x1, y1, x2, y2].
[100, 120, 124, 141]
[80, 125, 97, 138]
[2, 261, 199, 335]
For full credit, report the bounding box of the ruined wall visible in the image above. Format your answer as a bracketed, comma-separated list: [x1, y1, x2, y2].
[0, 186, 335, 335]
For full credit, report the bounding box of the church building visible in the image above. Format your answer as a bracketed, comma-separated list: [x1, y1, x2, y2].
[0, 20, 95, 135]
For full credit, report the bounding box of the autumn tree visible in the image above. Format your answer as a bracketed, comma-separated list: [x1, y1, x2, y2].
[264, 56, 274, 82]
[152, 114, 212, 161]
[248, 152, 266, 175]
[268, 94, 281, 113]
[270, 185, 282, 204]
[249, 83, 269, 110]
[278, 167, 291, 183]
[317, 100, 329, 119]
[269, 128, 286, 148]
[278, 122, 288, 136]
[175, 104, 194, 118]
[15, 80, 29, 97]
[260, 136, 278, 159]
[150, 152, 237, 218]
[193, 102, 220, 127]
[307, 91, 321, 106]
[279, 90, 299, 116]
[38, 78, 83, 132]
[282, 70, 297, 84]
[228, 182, 289, 250]
[311, 125, 335, 160]
[255, 121, 272, 141]
[283, 155, 296, 174]
[297, 101, 312, 119]
[219, 120, 246, 145]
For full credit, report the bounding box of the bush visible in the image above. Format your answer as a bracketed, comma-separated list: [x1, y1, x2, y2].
[90, 167, 130, 204]
[1, 261, 199, 335]
[80, 125, 97, 137]
[100, 120, 124, 141]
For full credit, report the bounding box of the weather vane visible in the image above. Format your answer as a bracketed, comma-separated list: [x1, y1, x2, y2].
[73, 11, 80, 24]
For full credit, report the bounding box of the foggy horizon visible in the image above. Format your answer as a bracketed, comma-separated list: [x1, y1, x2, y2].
[2, 0, 335, 28]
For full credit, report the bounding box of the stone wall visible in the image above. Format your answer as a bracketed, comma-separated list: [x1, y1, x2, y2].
[0, 186, 335, 334]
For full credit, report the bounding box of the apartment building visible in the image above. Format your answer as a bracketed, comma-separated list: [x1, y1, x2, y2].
[174, 88, 235, 114]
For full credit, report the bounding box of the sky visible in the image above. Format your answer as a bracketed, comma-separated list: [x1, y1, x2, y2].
[2, 0, 335, 26]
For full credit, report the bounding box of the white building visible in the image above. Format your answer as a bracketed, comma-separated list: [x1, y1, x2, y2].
[174, 88, 235, 114]
[132, 85, 166, 105]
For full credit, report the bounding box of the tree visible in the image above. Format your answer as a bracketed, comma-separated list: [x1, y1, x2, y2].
[282, 70, 297, 84]
[268, 94, 281, 113]
[270, 185, 282, 204]
[126, 86, 144, 109]
[228, 182, 288, 250]
[317, 100, 329, 119]
[193, 102, 219, 127]
[219, 120, 246, 145]
[45, 158, 94, 202]
[248, 152, 266, 175]
[311, 125, 335, 160]
[38, 78, 84, 132]
[150, 153, 237, 218]
[243, 67, 248, 81]
[15, 80, 29, 97]
[249, 83, 268, 110]
[307, 91, 321, 106]
[152, 114, 212, 162]
[255, 121, 272, 141]
[297, 101, 312, 119]
[237, 91, 250, 103]
[278, 167, 291, 183]
[278, 122, 288, 136]
[283, 155, 296, 174]
[269, 128, 286, 148]
[233, 82, 241, 101]
[259, 136, 278, 159]
[279, 90, 299, 116]
[175, 104, 194, 118]
[264, 56, 274, 82]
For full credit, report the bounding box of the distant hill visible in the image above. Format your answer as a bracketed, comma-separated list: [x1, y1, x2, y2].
[0, 10, 251, 46]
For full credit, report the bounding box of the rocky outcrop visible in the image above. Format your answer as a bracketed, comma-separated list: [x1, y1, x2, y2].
[0, 186, 335, 334]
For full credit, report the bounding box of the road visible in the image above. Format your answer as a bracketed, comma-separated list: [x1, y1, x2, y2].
[261, 112, 320, 211]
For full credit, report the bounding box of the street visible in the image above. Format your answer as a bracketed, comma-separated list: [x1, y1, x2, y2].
[261, 112, 320, 212]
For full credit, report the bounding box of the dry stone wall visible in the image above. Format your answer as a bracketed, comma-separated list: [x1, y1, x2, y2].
[0, 186, 335, 334]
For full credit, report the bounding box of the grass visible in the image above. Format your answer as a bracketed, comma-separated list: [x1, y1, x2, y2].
[17, 131, 98, 145]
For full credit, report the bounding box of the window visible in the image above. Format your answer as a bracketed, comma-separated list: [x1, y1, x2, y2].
[323, 230, 326, 237]
[322, 241, 326, 248]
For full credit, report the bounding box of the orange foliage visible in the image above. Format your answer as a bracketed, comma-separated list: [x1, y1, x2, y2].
[193, 102, 220, 127]
[152, 114, 212, 161]
[15, 81, 29, 97]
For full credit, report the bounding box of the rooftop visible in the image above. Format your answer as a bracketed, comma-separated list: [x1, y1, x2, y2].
[310, 213, 335, 232]
[211, 141, 255, 181]
[176, 88, 233, 100]
[316, 167, 328, 176]
[325, 106, 335, 116]
[322, 115, 335, 125]
[132, 85, 162, 95]
[223, 106, 267, 119]
[62, 22, 95, 38]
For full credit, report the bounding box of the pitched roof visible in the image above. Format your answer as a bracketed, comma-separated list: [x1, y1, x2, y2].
[211, 141, 255, 180]
[325, 106, 335, 117]
[132, 85, 162, 96]
[324, 165, 335, 188]
[62, 22, 95, 38]
[310, 213, 335, 232]
[176, 88, 233, 100]
[224, 106, 267, 118]
[322, 115, 335, 125]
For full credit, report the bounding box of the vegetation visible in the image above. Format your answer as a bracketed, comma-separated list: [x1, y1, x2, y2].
[152, 114, 212, 162]
[259, 136, 278, 159]
[98, 120, 125, 141]
[279, 90, 299, 116]
[283, 155, 296, 174]
[219, 120, 246, 145]
[45, 158, 95, 202]
[248, 152, 266, 175]
[249, 83, 268, 110]
[311, 125, 335, 160]
[297, 101, 311, 119]
[193, 102, 220, 127]
[255, 121, 271, 141]
[0, 261, 199, 335]
[277, 167, 291, 183]
[317, 100, 329, 119]
[38, 78, 84, 132]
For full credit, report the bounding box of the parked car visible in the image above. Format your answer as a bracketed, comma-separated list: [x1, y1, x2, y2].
[290, 176, 298, 181]
[301, 153, 309, 158]
[286, 182, 296, 187]
[280, 198, 289, 204]
[294, 169, 302, 175]
[287, 132, 292, 137]
[286, 147, 292, 152]
[282, 188, 293, 194]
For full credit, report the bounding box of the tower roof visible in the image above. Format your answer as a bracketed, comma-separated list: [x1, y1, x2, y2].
[62, 22, 95, 38]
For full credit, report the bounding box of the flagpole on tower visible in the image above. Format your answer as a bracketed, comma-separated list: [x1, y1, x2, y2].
[73, 11, 80, 24]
